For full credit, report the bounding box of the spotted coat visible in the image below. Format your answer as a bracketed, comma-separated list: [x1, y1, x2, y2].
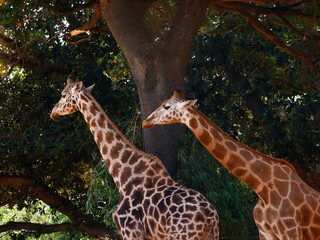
[51, 77, 219, 240]
[143, 90, 320, 240]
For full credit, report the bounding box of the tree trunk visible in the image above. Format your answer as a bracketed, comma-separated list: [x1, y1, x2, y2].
[100, 0, 209, 176]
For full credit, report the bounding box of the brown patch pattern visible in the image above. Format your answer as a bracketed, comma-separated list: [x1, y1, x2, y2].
[140, 95, 320, 240]
[199, 130, 213, 146]
[189, 118, 198, 129]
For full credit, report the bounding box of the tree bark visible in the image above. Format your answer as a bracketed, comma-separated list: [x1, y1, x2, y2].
[100, 0, 209, 176]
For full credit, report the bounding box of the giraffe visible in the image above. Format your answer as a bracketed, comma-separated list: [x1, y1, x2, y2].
[50, 76, 219, 240]
[142, 90, 320, 240]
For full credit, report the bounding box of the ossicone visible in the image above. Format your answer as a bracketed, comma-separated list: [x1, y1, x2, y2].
[173, 89, 182, 98]
[67, 75, 74, 85]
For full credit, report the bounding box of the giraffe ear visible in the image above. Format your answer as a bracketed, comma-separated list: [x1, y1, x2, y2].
[183, 99, 197, 108]
[73, 81, 83, 92]
[67, 75, 74, 85]
[86, 84, 95, 93]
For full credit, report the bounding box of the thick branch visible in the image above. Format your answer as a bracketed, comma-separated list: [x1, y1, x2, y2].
[0, 222, 80, 234]
[0, 173, 118, 239]
[236, 10, 319, 70]
[217, 0, 303, 3]
[208, 1, 320, 69]
[209, 1, 320, 40]
[231, 1, 319, 41]
[272, 13, 307, 40]
[0, 175, 74, 219]
[68, 5, 101, 37]
[213, 1, 318, 21]
[54, 1, 103, 40]
[66, 32, 93, 45]
[238, 11, 306, 57]
[210, 0, 320, 42]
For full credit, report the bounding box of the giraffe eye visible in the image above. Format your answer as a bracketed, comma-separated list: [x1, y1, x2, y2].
[163, 105, 170, 110]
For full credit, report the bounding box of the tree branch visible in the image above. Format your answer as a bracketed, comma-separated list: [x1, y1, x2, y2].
[0, 173, 118, 239]
[68, 5, 101, 37]
[53, 1, 103, 42]
[216, 0, 304, 4]
[0, 52, 38, 71]
[65, 32, 93, 45]
[214, 1, 318, 21]
[235, 10, 319, 70]
[208, 1, 320, 69]
[272, 13, 307, 40]
[0, 222, 80, 234]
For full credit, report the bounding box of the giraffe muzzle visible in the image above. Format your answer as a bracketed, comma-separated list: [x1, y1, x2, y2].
[142, 120, 154, 129]
[50, 112, 60, 119]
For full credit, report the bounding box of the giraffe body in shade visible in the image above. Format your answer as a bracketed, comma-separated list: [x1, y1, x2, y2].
[142, 90, 320, 240]
[51, 77, 219, 240]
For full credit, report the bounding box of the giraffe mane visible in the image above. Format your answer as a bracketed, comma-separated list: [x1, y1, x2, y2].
[82, 87, 169, 172]
[191, 106, 297, 173]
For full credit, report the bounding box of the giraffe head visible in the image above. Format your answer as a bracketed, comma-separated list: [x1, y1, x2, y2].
[142, 90, 197, 129]
[50, 75, 93, 119]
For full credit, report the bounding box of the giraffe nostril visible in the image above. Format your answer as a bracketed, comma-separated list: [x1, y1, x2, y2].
[50, 112, 60, 119]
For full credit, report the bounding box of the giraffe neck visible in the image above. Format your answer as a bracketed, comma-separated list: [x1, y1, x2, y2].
[76, 89, 171, 193]
[183, 106, 295, 194]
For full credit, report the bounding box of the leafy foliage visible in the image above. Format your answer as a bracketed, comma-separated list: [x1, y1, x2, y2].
[86, 159, 119, 231]
[187, 10, 320, 188]
[0, 1, 139, 236]
[1, 1, 320, 239]
[0, 201, 91, 240]
[176, 134, 257, 239]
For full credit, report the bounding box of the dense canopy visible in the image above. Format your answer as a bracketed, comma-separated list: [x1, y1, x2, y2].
[0, 0, 319, 239]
